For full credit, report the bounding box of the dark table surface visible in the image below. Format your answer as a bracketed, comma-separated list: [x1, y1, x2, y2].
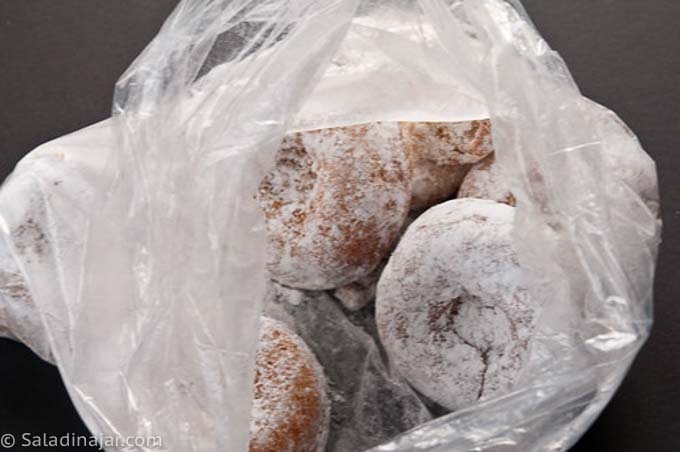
[1, 1, 679, 451]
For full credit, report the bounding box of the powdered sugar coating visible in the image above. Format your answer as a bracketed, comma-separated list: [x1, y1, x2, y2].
[401, 120, 494, 210]
[459, 154, 516, 206]
[376, 199, 537, 411]
[250, 317, 330, 452]
[258, 123, 411, 290]
[459, 143, 658, 214]
[332, 213, 417, 311]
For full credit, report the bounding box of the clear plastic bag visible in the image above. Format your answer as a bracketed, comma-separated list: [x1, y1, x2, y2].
[0, 0, 660, 451]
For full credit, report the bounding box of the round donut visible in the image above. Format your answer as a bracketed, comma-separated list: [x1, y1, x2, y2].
[458, 153, 516, 206]
[400, 120, 494, 211]
[258, 123, 411, 290]
[375, 198, 537, 411]
[460, 141, 658, 215]
[250, 316, 330, 452]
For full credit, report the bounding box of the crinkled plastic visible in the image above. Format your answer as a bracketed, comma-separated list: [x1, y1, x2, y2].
[0, 0, 660, 451]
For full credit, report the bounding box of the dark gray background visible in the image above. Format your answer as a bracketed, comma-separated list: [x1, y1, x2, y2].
[0, 1, 678, 451]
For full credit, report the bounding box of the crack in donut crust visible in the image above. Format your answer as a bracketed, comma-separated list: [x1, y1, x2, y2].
[427, 297, 492, 400]
[376, 198, 538, 411]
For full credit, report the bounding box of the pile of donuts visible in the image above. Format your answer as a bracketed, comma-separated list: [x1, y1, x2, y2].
[254, 119, 533, 451]
[0, 115, 657, 451]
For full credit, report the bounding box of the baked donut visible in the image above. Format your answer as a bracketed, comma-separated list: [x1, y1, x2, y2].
[250, 316, 330, 452]
[376, 198, 537, 411]
[458, 153, 516, 206]
[400, 120, 494, 211]
[258, 123, 411, 290]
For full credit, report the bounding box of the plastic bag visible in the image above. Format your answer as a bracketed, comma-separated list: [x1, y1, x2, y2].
[0, 0, 660, 451]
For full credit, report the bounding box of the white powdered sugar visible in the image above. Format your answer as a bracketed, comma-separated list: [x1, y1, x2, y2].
[401, 120, 494, 210]
[258, 123, 411, 290]
[459, 141, 658, 215]
[250, 317, 330, 452]
[459, 153, 516, 206]
[331, 212, 417, 312]
[376, 198, 538, 411]
[258, 120, 495, 293]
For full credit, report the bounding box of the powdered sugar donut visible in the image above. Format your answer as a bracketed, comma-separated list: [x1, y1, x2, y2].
[459, 154, 516, 206]
[250, 316, 330, 452]
[400, 120, 494, 211]
[460, 142, 658, 214]
[376, 198, 537, 411]
[258, 123, 411, 290]
[0, 146, 101, 363]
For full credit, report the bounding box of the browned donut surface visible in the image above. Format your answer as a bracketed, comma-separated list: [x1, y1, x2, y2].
[258, 123, 411, 290]
[400, 120, 494, 210]
[250, 317, 329, 452]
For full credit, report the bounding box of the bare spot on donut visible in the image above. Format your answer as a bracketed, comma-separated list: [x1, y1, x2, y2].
[427, 297, 464, 341]
[392, 311, 410, 342]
